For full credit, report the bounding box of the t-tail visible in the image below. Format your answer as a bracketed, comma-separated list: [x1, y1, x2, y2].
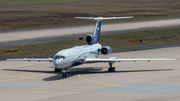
[75, 16, 134, 45]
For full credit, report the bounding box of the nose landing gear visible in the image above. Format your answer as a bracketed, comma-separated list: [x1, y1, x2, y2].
[54, 68, 67, 78]
[61, 69, 67, 78]
[62, 73, 67, 78]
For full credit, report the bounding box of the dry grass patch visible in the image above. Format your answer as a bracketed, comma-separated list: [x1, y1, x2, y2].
[0, 0, 180, 31]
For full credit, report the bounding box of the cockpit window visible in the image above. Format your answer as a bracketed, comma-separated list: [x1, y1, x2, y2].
[54, 55, 66, 60]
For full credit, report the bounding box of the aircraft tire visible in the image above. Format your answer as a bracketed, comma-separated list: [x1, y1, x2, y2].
[108, 68, 112, 72]
[62, 73, 67, 78]
[108, 67, 115, 72]
[112, 67, 115, 72]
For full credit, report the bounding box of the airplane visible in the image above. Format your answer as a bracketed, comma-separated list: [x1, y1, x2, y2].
[7, 16, 178, 78]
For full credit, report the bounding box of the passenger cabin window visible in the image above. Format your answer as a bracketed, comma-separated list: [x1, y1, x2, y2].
[55, 55, 66, 60]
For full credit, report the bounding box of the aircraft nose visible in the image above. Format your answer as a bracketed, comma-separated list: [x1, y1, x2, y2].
[53, 60, 58, 65]
[53, 60, 60, 65]
[53, 60, 62, 67]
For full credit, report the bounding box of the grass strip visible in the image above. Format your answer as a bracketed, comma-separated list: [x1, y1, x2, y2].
[0, 0, 180, 31]
[0, 28, 180, 57]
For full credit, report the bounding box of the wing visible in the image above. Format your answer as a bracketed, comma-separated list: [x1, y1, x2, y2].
[7, 58, 53, 62]
[84, 57, 177, 63]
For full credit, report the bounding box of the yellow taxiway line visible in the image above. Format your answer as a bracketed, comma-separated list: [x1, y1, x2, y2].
[78, 74, 122, 87]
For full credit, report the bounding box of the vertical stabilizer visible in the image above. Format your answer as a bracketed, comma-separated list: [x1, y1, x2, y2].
[94, 21, 101, 43]
[75, 16, 133, 44]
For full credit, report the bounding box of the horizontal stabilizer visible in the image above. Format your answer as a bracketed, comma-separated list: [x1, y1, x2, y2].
[75, 16, 133, 21]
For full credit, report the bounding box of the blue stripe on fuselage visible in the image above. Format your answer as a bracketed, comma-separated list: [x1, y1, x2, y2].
[72, 52, 97, 63]
[65, 52, 98, 68]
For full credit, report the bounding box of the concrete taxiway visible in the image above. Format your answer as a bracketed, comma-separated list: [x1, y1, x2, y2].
[0, 46, 179, 101]
[1, 18, 180, 49]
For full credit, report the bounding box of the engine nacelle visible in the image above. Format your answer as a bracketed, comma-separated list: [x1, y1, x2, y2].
[101, 46, 112, 55]
[86, 34, 96, 44]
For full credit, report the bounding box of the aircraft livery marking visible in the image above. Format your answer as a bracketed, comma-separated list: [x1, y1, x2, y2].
[64, 52, 98, 69]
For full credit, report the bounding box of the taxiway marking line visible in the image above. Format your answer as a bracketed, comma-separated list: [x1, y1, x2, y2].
[78, 74, 177, 93]
[78, 74, 122, 87]
[0, 74, 51, 82]
[59, 80, 101, 85]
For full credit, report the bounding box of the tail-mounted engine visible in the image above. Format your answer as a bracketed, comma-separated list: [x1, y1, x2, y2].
[86, 34, 97, 44]
[101, 46, 112, 55]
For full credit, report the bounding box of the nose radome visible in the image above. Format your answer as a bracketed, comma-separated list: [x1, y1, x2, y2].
[53, 60, 59, 66]
[53, 59, 63, 67]
[53, 60, 57, 66]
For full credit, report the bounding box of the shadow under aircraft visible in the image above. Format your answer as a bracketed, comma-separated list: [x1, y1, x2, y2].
[3, 67, 173, 81]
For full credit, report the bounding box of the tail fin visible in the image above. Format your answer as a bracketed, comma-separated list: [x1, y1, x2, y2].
[94, 20, 101, 43]
[75, 16, 133, 44]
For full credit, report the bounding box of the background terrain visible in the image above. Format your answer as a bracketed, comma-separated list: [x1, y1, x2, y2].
[0, 0, 180, 31]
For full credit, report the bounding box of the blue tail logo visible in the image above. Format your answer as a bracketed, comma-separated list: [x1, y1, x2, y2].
[93, 21, 101, 43]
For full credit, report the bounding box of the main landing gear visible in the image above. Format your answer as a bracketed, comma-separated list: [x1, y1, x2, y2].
[108, 63, 115, 72]
[54, 68, 67, 78]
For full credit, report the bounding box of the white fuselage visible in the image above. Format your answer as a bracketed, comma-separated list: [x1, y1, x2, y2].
[53, 43, 102, 69]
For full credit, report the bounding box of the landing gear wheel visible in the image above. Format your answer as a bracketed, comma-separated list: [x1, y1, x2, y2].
[108, 67, 115, 72]
[61, 69, 67, 78]
[62, 73, 67, 78]
[55, 68, 60, 72]
[108, 68, 111, 72]
[112, 67, 115, 72]
[108, 63, 115, 72]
